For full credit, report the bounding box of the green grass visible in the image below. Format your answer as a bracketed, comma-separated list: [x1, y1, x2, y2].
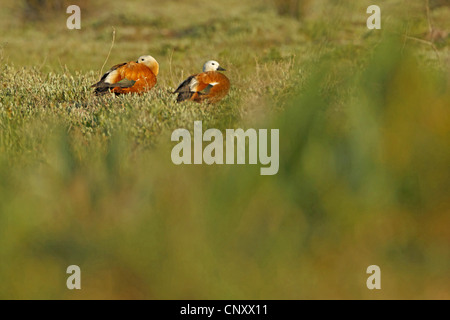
[0, 0, 450, 299]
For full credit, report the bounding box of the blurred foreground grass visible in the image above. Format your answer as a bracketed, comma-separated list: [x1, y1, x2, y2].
[0, 0, 449, 299]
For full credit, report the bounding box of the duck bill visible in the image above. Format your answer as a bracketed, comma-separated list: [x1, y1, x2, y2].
[217, 66, 226, 71]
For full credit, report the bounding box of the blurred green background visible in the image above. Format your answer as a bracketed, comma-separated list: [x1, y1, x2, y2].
[0, 0, 449, 299]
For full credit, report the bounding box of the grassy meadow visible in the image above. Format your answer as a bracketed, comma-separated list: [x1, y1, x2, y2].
[0, 0, 450, 299]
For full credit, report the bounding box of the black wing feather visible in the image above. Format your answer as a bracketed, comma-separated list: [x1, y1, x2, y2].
[174, 75, 198, 102]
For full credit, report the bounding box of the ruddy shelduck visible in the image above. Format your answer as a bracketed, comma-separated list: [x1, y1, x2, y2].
[174, 60, 230, 103]
[92, 55, 159, 95]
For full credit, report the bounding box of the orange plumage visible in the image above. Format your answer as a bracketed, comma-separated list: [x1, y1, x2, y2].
[174, 60, 230, 103]
[91, 55, 159, 95]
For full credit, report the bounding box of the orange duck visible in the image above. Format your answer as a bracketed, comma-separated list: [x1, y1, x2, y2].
[174, 60, 230, 103]
[92, 55, 159, 95]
